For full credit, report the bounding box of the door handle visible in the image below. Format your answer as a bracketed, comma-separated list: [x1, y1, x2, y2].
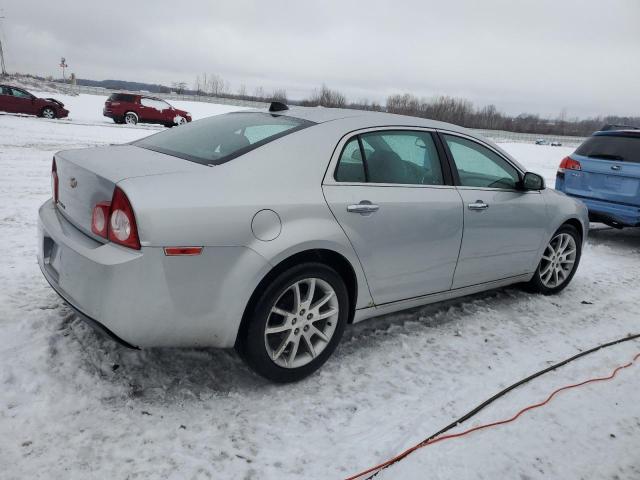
[347, 202, 379, 214]
[468, 200, 489, 211]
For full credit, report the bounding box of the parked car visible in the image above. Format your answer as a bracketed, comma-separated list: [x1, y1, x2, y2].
[0, 85, 69, 119]
[103, 93, 191, 127]
[535, 138, 548, 145]
[38, 103, 588, 382]
[556, 128, 640, 228]
[551, 141, 563, 147]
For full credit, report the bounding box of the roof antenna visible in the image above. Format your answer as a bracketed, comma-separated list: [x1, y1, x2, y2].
[269, 101, 289, 112]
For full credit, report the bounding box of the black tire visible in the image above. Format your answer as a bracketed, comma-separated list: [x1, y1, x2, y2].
[237, 262, 349, 383]
[525, 224, 582, 295]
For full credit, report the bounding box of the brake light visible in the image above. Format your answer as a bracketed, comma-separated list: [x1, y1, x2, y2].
[108, 187, 141, 250]
[558, 156, 581, 172]
[51, 158, 59, 203]
[91, 202, 110, 238]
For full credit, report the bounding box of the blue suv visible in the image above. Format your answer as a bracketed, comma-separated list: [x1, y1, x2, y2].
[556, 128, 640, 228]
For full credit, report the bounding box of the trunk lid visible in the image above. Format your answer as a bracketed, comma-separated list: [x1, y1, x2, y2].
[563, 133, 640, 206]
[54, 144, 204, 239]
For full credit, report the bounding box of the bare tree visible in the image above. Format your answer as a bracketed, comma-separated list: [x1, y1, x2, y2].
[304, 84, 346, 108]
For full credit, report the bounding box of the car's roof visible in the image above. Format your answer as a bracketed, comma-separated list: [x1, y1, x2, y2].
[594, 129, 640, 138]
[266, 105, 471, 135]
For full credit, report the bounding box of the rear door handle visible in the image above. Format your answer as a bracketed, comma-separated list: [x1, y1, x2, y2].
[468, 200, 489, 211]
[347, 202, 379, 214]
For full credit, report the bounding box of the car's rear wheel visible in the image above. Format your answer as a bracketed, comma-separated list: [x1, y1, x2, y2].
[526, 224, 582, 295]
[41, 107, 56, 119]
[238, 263, 349, 382]
[124, 112, 138, 125]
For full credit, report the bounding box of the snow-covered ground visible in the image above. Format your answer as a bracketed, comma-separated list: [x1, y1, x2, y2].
[1, 102, 639, 480]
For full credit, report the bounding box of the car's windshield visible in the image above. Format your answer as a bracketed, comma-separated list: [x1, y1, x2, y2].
[134, 112, 314, 165]
[576, 134, 640, 163]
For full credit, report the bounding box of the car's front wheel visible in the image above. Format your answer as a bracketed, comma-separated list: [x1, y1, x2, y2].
[41, 107, 56, 119]
[526, 224, 582, 295]
[238, 263, 349, 382]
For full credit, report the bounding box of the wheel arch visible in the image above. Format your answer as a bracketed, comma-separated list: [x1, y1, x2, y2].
[236, 248, 359, 349]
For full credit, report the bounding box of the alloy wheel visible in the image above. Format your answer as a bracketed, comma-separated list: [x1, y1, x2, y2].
[42, 108, 55, 119]
[264, 278, 339, 369]
[538, 232, 577, 288]
[125, 113, 138, 125]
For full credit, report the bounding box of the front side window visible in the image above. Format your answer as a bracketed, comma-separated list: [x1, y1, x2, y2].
[134, 112, 314, 165]
[334, 130, 444, 185]
[10, 88, 32, 99]
[444, 135, 520, 189]
[141, 97, 171, 111]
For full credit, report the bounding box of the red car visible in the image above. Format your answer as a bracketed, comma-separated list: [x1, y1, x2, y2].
[0, 85, 69, 119]
[103, 93, 192, 127]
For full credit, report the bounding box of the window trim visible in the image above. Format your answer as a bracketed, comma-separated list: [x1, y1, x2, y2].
[327, 126, 454, 188]
[436, 130, 528, 192]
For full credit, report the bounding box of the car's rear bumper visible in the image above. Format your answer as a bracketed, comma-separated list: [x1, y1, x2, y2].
[38, 199, 271, 348]
[102, 108, 114, 118]
[561, 194, 640, 227]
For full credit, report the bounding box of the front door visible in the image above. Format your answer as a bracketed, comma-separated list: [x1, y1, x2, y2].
[9, 87, 37, 115]
[441, 133, 548, 288]
[323, 130, 464, 305]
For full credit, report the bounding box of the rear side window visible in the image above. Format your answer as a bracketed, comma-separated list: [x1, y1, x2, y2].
[134, 112, 314, 165]
[576, 135, 640, 163]
[108, 93, 137, 102]
[334, 130, 444, 185]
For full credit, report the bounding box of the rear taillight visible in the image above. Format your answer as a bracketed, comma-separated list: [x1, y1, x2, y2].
[90, 188, 140, 249]
[558, 156, 581, 172]
[108, 187, 141, 250]
[91, 202, 111, 238]
[51, 158, 59, 203]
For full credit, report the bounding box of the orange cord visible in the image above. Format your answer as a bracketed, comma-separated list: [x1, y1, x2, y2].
[346, 352, 640, 480]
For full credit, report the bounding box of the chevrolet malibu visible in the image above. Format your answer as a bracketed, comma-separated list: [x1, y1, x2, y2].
[38, 103, 588, 382]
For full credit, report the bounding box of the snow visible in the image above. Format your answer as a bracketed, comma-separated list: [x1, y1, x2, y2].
[1, 105, 639, 479]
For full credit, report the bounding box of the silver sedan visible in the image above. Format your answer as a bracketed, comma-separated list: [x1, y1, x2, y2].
[37, 103, 588, 382]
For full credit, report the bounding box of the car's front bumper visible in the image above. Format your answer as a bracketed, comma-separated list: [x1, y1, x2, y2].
[37, 199, 271, 348]
[58, 109, 69, 118]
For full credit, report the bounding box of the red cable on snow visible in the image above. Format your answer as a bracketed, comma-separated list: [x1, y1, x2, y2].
[346, 351, 640, 480]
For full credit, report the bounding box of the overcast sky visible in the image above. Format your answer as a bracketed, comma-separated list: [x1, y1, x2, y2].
[1, 0, 638, 118]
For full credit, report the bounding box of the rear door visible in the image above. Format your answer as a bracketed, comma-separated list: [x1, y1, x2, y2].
[441, 133, 548, 288]
[323, 129, 464, 305]
[0, 86, 16, 112]
[563, 133, 640, 207]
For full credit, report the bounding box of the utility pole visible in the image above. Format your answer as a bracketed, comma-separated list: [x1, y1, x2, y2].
[0, 11, 7, 76]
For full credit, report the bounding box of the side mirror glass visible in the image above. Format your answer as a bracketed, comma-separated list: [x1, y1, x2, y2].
[521, 172, 545, 191]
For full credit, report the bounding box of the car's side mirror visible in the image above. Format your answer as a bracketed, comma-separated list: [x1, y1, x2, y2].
[520, 172, 545, 191]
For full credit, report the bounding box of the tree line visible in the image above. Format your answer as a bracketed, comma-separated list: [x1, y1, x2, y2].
[186, 75, 638, 137]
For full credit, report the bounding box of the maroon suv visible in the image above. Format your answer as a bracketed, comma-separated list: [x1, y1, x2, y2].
[0, 85, 69, 119]
[103, 93, 192, 127]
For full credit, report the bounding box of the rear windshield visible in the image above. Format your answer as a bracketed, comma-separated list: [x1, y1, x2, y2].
[576, 134, 640, 163]
[108, 93, 137, 102]
[134, 112, 314, 165]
